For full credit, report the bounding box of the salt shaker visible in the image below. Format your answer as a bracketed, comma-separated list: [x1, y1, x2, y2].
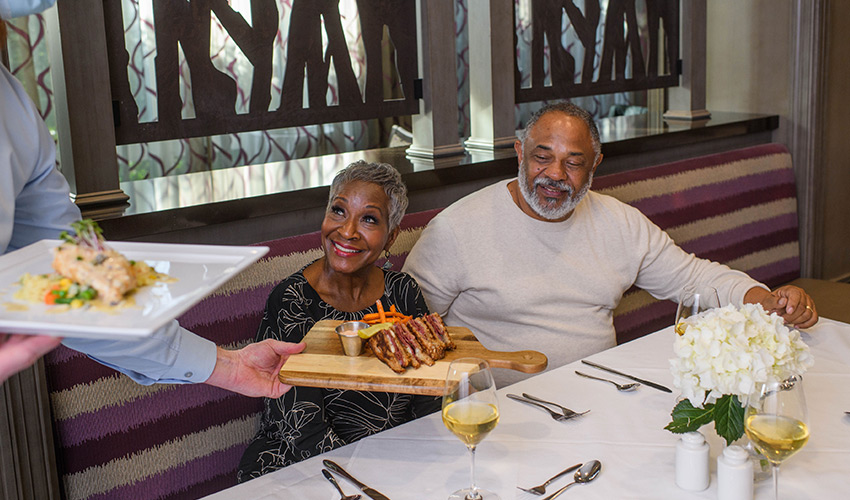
[675, 431, 710, 491]
[717, 445, 754, 500]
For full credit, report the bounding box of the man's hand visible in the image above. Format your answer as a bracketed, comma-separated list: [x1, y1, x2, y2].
[204, 339, 306, 398]
[0, 333, 62, 383]
[744, 285, 818, 328]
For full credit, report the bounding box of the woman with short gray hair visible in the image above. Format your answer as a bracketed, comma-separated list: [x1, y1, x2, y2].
[239, 160, 439, 481]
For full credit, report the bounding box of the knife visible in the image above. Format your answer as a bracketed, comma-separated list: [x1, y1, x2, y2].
[323, 459, 392, 500]
[581, 360, 672, 393]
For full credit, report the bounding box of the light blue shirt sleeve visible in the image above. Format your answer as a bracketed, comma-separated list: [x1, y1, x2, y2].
[1, 63, 217, 385]
[0, 0, 57, 20]
[0, 64, 80, 254]
[61, 321, 217, 385]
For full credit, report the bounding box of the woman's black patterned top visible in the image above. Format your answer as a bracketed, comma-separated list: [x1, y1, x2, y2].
[237, 265, 441, 482]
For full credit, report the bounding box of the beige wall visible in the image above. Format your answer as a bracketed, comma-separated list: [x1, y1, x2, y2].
[706, 0, 850, 281]
[706, 1, 792, 120]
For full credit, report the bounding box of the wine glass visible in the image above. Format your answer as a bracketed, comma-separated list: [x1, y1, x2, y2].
[442, 357, 500, 500]
[674, 285, 720, 334]
[744, 375, 809, 500]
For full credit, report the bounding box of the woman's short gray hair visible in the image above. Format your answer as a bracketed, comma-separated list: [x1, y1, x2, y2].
[328, 160, 409, 230]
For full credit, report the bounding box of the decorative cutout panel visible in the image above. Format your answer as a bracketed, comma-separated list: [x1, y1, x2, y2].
[104, 0, 418, 145]
[515, 0, 679, 103]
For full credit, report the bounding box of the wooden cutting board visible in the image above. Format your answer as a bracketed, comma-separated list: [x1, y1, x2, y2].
[278, 319, 548, 395]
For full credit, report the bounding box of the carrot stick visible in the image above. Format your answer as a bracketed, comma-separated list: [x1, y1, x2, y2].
[363, 311, 405, 320]
[364, 315, 413, 325]
[376, 300, 386, 323]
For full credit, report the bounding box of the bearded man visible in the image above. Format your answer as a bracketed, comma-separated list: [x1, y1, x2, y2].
[403, 102, 817, 386]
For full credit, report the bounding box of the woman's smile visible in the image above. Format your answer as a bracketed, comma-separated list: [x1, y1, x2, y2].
[331, 240, 364, 256]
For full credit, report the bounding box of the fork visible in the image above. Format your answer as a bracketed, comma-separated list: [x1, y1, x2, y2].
[517, 462, 582, 495]
[507, 394, 578, 422]
[522, 393, 590, 418]
[574, 371, 640, 391]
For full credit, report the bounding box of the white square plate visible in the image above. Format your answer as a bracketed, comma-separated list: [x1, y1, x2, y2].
[0, 240, 268, 339]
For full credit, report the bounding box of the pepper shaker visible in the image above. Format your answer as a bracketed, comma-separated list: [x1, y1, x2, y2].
[675, 431, 710, 491]
[717, 445, 754, 500]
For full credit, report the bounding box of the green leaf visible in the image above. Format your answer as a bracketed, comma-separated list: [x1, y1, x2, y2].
[714, 394, 746, 445]
[664, 399, 715, 434]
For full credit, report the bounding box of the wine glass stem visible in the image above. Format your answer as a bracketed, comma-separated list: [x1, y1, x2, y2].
[772, 465, 779, 500]
[466, 445, 482, 500]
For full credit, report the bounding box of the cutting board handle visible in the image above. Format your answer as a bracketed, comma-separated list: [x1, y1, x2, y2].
[480, 349, 548, 373]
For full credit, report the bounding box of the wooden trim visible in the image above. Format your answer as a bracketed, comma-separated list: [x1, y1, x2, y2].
[464, 0, 516, 151]
[665, 0, 708, 119]
[0, 360, 60, 500]
[408, 0, 462, 158]
[54, 0, 128, 214]
[0, 20, 9, 68]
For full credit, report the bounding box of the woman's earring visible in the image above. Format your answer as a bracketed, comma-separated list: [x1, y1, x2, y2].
[381, 250, 393, 270]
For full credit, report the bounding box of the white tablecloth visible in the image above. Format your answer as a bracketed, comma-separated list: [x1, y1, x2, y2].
[204, 318, 850, 500]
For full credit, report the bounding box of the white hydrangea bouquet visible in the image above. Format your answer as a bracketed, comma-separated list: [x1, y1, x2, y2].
[665, 303, 814, 444]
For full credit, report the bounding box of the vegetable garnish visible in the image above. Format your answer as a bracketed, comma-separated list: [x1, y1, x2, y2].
[41, 278, 98, 306]
[376, 299, 387, 323]
[361, 309, 412, 325]
[60, 219, 106, 251]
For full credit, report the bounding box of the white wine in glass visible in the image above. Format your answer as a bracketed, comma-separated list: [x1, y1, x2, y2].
[675, 285, 720, 334]
[744, 375, 809, 500]
[442, 358, 500, 500]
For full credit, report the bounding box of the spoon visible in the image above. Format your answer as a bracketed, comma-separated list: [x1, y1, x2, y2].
[575, 370, 640, 391]
[541, 460, 602, 500]
[322, 469, 362, 500]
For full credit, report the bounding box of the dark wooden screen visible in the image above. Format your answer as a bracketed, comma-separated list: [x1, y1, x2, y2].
[104, 0, 419, 145]
[516, 0, 679, 103]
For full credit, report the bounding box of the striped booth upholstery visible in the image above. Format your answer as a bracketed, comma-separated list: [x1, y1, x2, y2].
[42, 208, 443, 500]
[43, 143, 801, 499]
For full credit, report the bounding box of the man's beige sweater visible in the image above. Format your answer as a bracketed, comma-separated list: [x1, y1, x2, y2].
[404, 180, 763, 387]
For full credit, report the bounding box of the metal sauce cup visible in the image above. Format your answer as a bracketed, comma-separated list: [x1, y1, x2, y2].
[335, 321, 368, 356]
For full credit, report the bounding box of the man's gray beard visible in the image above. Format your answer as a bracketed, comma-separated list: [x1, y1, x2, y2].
[517, 159, 593, 220]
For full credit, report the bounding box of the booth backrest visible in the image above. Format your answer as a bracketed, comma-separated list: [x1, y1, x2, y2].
[43, 143, 799, 499]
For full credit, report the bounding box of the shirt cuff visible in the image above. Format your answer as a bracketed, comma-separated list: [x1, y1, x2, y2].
[157, 326, 217, 383]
